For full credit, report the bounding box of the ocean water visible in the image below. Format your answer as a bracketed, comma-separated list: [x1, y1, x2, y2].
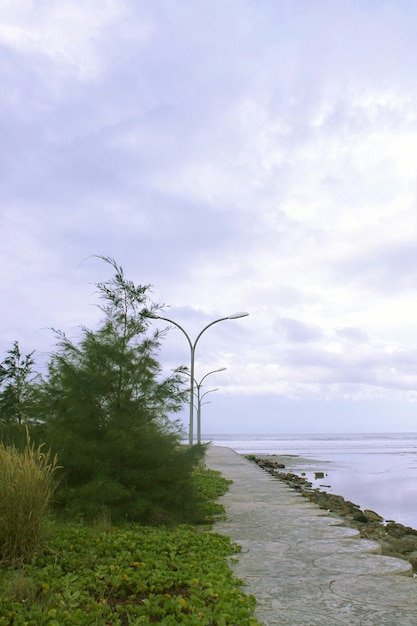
[202, 433, 417, 529]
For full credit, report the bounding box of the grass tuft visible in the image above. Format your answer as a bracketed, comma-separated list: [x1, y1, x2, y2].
[0, 436, 59, 564]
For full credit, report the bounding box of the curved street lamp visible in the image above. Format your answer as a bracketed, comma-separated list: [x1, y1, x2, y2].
[180, 367, 226, 444]
[197, 388, 219, 443]
[149, 312, 249, 445]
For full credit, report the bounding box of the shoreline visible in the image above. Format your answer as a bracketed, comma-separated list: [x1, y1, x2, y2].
[247, 453, 417, 573]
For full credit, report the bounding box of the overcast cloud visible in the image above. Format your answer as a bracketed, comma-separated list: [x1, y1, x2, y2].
[2, 0, 417, 434]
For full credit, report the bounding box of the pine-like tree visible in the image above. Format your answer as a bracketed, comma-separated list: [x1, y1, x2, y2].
[38, 257, 204, 523]
[0, 341, 37, 425]
[0, 341, 42, 449]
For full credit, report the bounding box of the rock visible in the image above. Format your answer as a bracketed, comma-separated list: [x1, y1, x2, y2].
[256, 458, 286, 471]
[363, 509, 384, 522]
[386, 522, 408, 538]
[314, 472, 325, 479]
[249, 454, 417, 573]
[408, 556, 417, 571]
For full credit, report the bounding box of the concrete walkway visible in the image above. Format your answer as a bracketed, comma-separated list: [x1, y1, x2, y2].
[205, 445, 417, 626]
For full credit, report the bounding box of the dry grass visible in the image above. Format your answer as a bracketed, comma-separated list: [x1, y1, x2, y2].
[0, 436, 60, 564]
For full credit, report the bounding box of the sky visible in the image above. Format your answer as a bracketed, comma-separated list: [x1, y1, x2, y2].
[2, 0, 417, 435]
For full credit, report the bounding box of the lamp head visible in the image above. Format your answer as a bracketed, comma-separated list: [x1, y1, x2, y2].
[227, 312, 249, 319]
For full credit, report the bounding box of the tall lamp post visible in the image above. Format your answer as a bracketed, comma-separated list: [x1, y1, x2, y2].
[150, 312, 248, 445]
[180, 367, 226, 444]
[197, 387, 219, 443]
[195, 368, 226, 444]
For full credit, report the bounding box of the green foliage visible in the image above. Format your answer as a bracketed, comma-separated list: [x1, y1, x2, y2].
[37, 257, 204, 523]
[0, 259, 261, 621]
[0, 436, 59, 564]
[193, 467, 232, 501]
[0, 522, 260, 625]
[192, 466, 233, 522]
[0, 341, 39, 429]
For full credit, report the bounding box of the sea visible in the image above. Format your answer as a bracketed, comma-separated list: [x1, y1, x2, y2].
[202, 433, 417, 529]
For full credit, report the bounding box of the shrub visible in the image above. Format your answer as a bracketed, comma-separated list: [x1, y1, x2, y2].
[0, 437, 59, 564]
[37, 258, 204, 524]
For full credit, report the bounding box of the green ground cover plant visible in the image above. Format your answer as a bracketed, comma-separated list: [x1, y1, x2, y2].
[192, 467, 233, 521]
[0, 467, 260, 625]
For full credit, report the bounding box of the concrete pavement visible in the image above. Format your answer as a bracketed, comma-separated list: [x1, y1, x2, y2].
[205, 445, 417, 626]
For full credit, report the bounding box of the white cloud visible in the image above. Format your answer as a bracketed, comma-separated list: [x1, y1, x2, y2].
[2, 0, 417, 432]
[0, 0, 127, 81]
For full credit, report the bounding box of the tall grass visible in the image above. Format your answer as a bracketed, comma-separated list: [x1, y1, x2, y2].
[0, 436, 59, 564]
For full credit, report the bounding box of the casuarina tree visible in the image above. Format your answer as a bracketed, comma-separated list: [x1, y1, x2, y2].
[0, 342, 41, 448]
[38, 257, 204, 523]
[0, 341, 37, 426]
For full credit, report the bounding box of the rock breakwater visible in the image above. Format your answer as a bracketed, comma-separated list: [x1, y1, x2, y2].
[249, 455, 417, 572]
